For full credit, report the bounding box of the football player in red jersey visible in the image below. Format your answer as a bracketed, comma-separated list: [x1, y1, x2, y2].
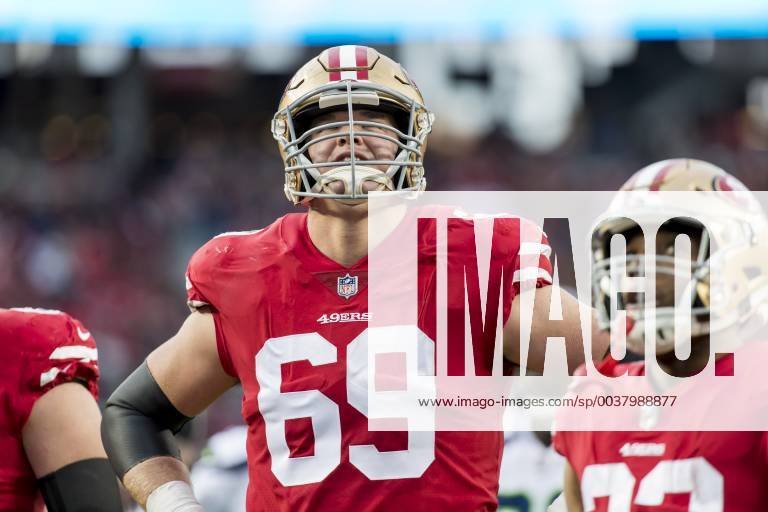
[555, 159, 768, 511]
[0, 307, 122, 511]
[102, 46, 608, 512]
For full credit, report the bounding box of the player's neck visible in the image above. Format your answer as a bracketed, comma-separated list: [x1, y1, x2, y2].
[307, 202, 368, 267]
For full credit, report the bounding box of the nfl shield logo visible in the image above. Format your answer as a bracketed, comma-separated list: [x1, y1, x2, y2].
[337, 273, 358, 299]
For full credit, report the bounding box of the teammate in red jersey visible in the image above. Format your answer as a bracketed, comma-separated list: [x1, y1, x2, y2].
[554, 159, 768, 511]
[102, 45, 608, 511]
[0, 307, 122, 511]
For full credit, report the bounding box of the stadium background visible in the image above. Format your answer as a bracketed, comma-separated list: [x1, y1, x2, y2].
[1, 0, 767, 483]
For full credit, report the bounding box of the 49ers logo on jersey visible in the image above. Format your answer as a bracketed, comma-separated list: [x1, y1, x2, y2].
[317, 311, 370, 324]
[619, 442, 665, 457]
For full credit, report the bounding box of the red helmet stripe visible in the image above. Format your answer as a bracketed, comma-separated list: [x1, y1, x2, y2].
[649, 164, 674, 191]
[355, 46, 369, 80]
[328, 47, 341, 81]
[716, 176, 733, 192]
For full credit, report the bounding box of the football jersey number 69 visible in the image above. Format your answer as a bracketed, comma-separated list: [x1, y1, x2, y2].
[255, 326, 436, 486]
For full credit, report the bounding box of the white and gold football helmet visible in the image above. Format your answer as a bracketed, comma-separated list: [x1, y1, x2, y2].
[272, 45, 433, 204]
[592, 159, 768, 355]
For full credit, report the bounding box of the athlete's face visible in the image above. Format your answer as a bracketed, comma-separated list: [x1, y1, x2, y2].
[624, 227, 702, 309]
[307, 108, 398, 181]
[626, 226, 712, 375]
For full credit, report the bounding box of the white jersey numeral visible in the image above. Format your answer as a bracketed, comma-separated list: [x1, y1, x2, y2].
[580, 458, 724, 512]
[255, 326, 436, 486]
[581, 463, 634, 512]
[346, 326, 435, 480]
[255, 333, 341, 486]
[635, 458, 723, 511]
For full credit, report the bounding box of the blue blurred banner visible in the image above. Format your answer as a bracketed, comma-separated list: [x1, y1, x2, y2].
[0, 0, 767, 46]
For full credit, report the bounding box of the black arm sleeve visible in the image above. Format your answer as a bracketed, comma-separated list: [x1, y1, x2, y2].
[101, 361, 192, 480]
[38, 458, 123, 512]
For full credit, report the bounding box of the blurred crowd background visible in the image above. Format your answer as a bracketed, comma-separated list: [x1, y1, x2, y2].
[1, 35, 767, 433]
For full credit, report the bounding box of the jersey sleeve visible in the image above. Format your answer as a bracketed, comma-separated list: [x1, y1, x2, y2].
[186, 248, 213, 312]
[186, 272, 211, 312]
[551, 425, 589, 474]
[184, 239, 237, 377]
[551, 428, 569, 458]
[185, 235, 234, 312]
[511, 218, 553, 298]
[14, 312, 99, 431]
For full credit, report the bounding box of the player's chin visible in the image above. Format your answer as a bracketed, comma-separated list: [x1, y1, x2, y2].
[335, 198, 370, 210]
[314, 196, 369, 214]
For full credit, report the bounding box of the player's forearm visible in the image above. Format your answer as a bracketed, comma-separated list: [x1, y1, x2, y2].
[102, 314, 234, 509]
[101, 361, 198, 511]
[506, 286, 609, 373]
[563, 462, 583, 512]
[536, 289, 588, 372]
[587, 309, 610, 362]
[101, 362, 191, 474]
[38, 458, 123, 511]
[123, 456, 192, 507]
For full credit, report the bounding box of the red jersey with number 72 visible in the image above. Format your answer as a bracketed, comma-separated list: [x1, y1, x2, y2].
[553, 357, 768, 511]
[185, 212, 553, 511]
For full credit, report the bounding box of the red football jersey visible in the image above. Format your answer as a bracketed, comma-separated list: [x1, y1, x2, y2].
[553, 357, 768, 511]
[0, 308, 100, 512]
[186, 212, 552, 511]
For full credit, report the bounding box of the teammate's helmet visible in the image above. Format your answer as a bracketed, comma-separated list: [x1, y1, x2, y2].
[272, 45, 433, 204]
[592, 159, 768, 355]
